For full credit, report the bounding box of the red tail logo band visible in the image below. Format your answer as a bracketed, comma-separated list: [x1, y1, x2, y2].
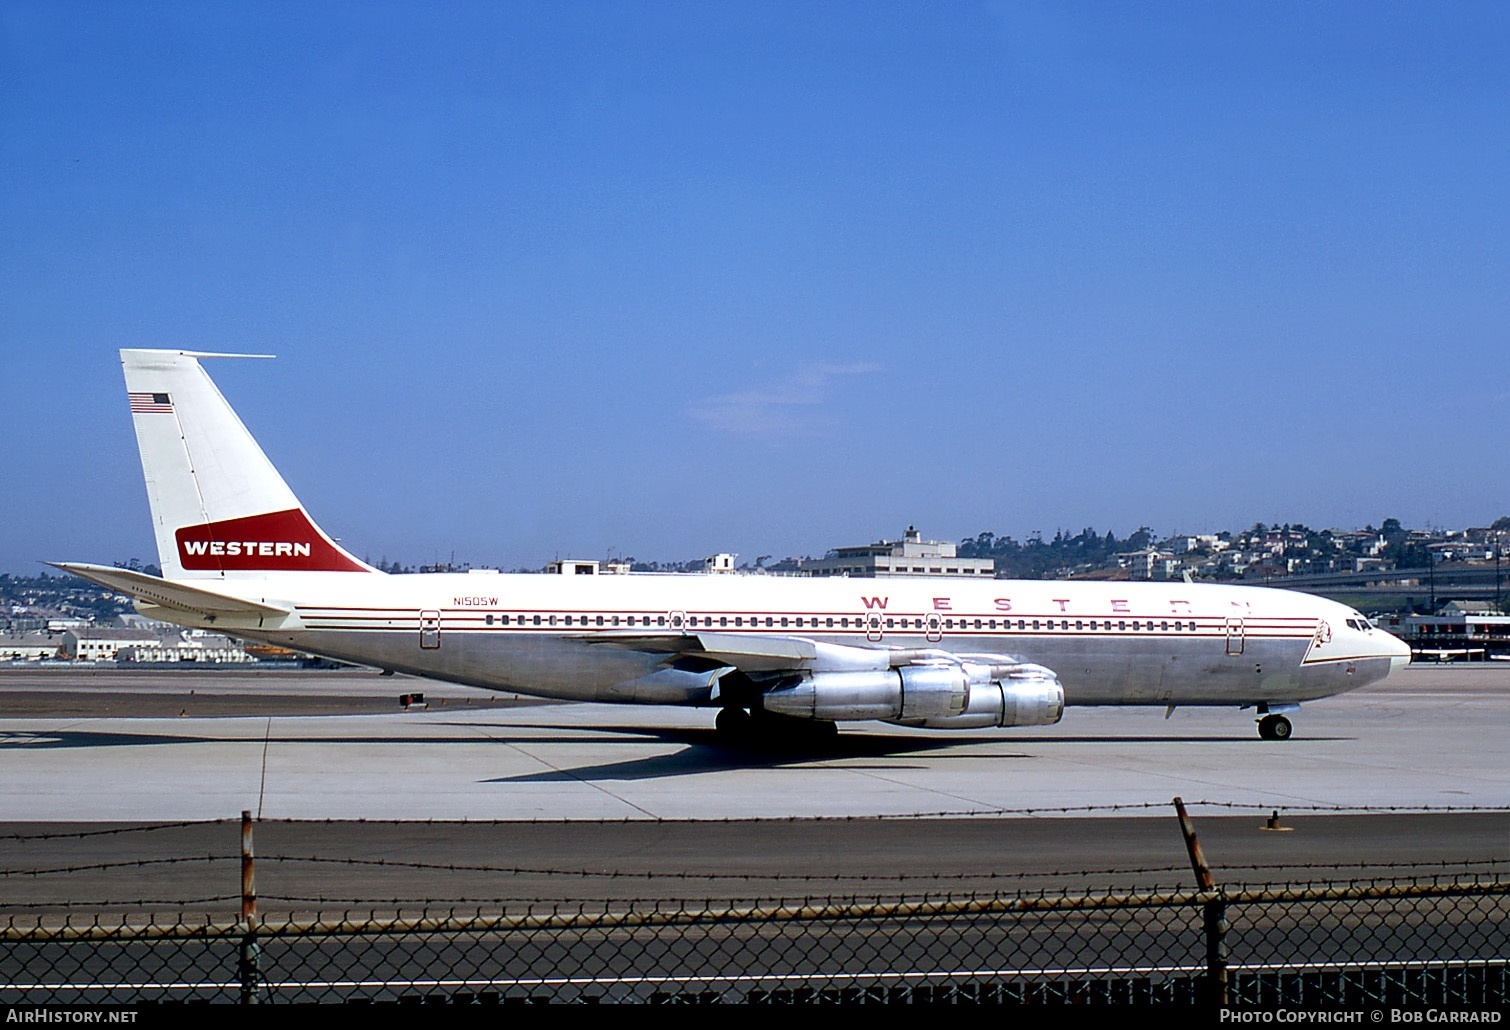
[175, 509, 367, 572]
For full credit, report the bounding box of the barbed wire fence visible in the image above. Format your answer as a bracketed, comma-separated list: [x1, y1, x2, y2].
[1, 801, 1506, 1006]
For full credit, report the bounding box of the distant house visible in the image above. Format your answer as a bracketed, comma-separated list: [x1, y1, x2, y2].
[1156, 557, 1186, 579]
[1164, 535, 1221, 554]
[1112, 548, 1172, 581]
[1337, 530, 1385, 556]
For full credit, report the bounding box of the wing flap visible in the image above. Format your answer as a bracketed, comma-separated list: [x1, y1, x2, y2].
[575, 631, 820, 673]
[577, 631, 1035, 679]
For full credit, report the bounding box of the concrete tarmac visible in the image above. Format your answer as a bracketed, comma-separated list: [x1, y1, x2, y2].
[1, 663, 1506, 822]
[1, 663, 1506, 912]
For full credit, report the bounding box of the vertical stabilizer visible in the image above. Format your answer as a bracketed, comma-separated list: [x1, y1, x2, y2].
[122, 349, 375, 580]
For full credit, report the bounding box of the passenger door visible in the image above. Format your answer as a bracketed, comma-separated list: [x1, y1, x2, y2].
[1225, 617, 1244, 656]
[420, 610, 441, 650]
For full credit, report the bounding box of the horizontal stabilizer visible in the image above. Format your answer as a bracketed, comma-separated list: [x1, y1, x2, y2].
[49, 563, 292, 617]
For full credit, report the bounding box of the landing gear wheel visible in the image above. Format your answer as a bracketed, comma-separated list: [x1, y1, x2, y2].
[1258, 714, 1293, 741]
[721, 707, 839, 749]
[716, 706, 752, 741]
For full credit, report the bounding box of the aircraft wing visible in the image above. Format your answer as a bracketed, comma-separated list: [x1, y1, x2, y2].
[577, 630, 1024, 676]
[577, 630, 1055, 724]
[575, 631, 821, 673]
[49, 563, 292, 618]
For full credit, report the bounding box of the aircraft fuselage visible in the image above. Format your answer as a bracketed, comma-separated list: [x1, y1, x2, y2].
[142, 570, 1400, 709]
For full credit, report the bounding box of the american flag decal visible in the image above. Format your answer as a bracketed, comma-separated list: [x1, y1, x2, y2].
[128, 392, 173, 413]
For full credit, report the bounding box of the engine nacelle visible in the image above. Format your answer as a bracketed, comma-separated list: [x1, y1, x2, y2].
[893, 663, 1065, 729]
[761, 666, 968, 722]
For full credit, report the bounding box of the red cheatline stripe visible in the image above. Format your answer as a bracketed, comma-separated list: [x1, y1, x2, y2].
[295, 615, 1313, 641]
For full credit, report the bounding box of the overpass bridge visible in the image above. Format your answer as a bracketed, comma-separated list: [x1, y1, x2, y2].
[1261, 562, 1506, 607]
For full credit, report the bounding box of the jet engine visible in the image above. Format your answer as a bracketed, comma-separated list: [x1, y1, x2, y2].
[895, 662, 1064, 729]
[760, 666, 969, 722]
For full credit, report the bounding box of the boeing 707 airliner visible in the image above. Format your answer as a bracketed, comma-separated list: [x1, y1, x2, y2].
[57, 350, 1411, 742]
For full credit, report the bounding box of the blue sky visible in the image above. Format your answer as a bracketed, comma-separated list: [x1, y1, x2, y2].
[3, 2, 1507, 575]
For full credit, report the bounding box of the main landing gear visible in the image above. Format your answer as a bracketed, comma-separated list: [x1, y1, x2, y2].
[716, 706, 838, 747]
[1257, 713, 1293, 741]
[715, 706, 752, 738]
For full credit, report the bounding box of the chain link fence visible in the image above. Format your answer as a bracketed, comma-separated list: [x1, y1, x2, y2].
[4, 807, 1506, 1006]
[3, 878, 1506, 1005]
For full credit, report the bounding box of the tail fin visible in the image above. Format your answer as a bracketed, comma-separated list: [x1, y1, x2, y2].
[122, 349, 375, 579]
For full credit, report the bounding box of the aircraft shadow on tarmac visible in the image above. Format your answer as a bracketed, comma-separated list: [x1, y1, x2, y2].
[477, 724, 1351, 783]
[0, 729, 628, 750]
[0, 730, 217, 750]
[481, 723, 1017, 782]
[0, 724, 1021, 782]
[0, 724, 1349, 774]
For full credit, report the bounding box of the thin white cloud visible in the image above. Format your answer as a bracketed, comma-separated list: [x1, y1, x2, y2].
[687, 363, 881, 439]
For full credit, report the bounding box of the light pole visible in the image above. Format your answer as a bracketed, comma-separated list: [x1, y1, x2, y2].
[1496, 538, 1502, 613]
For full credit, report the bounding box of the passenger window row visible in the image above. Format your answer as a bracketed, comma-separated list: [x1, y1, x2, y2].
[473, 613, 1201, 632]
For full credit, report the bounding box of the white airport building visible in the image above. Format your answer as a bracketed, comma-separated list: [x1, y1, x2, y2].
[0, 631, 64, 661]
[799, 527, 995, 579]
[58, 627, 256, 664]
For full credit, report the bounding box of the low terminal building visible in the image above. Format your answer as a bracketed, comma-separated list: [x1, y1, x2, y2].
[548, 555, 736, 575]
[116, 639, 258, 665]
[799, 527, 995, 579]
[1375, 602, 1510, 661]
[60, 627, 159, 660]
[60, 627, 257, 664]
[0, 631, 64, 661]
[547, 559, 633, 575]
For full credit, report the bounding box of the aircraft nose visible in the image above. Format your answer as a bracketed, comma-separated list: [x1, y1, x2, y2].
[1380, 628, 1412, 670]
